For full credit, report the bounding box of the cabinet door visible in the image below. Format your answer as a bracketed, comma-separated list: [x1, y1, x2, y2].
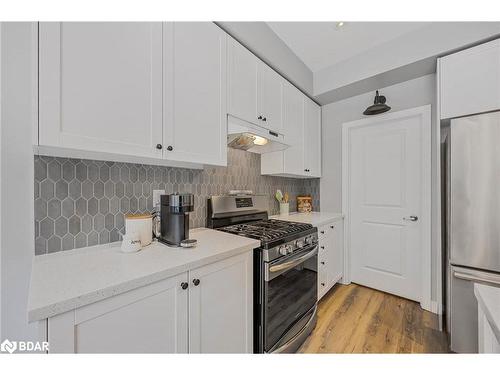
[304, 98, 322, 177]
[258, 62, 283, 133]
[39, 22, 163, 159]
[189, 251, 253, 353]
[440, 38, 500, 119]
[48, 273, 189, 353]
[283, 83, 306, 175]
[227, 37, 258, 125]
[163, 22, 227, 166]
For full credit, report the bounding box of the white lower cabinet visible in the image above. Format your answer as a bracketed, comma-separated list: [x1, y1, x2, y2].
[317, 219, 344, 300]
[47, 251, 253, 353]
[189, 251, 253, 353]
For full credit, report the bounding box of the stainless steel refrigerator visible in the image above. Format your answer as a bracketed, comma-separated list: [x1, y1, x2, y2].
[444, 110, 500, 353]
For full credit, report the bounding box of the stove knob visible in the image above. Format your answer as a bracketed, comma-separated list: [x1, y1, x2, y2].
[286, 245, 294, 254]
[305, 236, 313, 245]
[295, 239, 304, 249]
[279, 245, 288, 256]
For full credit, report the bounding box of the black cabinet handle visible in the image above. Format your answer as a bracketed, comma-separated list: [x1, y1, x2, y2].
[167, 145, 173, 151]
[193, 278, 200, 286]
[304, 169, 310, 172]
[321, 283, 325, 287]
[258, 115, 263, 120]
[320, 246, 325, 249]
[181, 282, 188, 290]
[330, 225, 335, 229]
[156, 144, 163, 150]
[262, 117, 267, 122]
[321, 261, 325, 265]
[320, 231, 325, 234]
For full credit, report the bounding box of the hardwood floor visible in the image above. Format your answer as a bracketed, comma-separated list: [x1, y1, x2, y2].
[299, 283, 449, 353]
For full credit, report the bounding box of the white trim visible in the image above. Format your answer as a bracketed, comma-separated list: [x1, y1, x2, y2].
[435, 59, 444, 324]
[342, 105, 433, 312]
[33, 145, 204, 170]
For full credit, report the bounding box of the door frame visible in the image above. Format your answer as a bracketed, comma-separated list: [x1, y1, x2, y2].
[341, 105, 432, 311]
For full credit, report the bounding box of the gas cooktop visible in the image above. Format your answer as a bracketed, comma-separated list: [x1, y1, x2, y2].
[218, 219, 314, 245]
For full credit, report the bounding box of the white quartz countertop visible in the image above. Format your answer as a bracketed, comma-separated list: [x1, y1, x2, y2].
[474, 283, 500, 342]
[271, 212, 344, 227]
[28, 228, 259, 322]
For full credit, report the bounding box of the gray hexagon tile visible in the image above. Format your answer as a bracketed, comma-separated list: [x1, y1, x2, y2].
[34, 148, 320, 254]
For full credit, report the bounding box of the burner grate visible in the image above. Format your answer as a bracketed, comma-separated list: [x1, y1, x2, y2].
[219, 219, 313, 243]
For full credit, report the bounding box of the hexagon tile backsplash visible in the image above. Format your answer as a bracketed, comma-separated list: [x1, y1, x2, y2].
[34, 148, 320, 255]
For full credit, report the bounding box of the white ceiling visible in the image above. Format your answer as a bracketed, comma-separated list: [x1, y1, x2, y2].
[267, 22, 431, 72]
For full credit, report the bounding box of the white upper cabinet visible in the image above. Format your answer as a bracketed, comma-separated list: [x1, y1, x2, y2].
[39, 22, 163, 159]
[228, 37, 284, 134]
[228, 37, 259, 126]
[440, 38, 500, 119]
[283, 83, 305, 175]
[257, 62, 284, 134]
[164, 22, 227, 166]
[261, 84, 321, 178]
[304, 97, 322, 178]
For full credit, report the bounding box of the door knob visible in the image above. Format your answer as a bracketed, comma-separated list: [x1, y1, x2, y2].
[167, 145, 173, 151]
[156, 144, 163, 150]
[181, 282, 188, 290]
[193, 278, 200, 286]
[403, 216, 418, 222]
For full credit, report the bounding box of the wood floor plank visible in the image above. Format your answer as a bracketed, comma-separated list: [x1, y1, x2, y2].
[299, 284, 449, 354]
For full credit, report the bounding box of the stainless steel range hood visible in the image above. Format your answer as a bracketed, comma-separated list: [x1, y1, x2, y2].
[227, 115, 290, 154]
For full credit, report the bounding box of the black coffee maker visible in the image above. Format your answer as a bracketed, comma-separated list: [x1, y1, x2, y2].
[159, 193, 194, 246]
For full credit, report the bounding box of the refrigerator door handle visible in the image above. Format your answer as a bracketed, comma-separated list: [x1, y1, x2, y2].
[453, 270, 500, 287]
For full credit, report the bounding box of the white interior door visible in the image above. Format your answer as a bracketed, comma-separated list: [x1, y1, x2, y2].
[345, 106, 430, 303]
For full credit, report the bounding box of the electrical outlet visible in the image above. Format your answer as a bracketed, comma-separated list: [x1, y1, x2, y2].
[153, 190, 165, 208]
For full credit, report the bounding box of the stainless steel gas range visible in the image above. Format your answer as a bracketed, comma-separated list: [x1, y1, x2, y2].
[207, 195, 318, 353]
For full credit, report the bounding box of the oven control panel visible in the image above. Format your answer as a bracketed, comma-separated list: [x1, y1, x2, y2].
[266, 232, 318, 262]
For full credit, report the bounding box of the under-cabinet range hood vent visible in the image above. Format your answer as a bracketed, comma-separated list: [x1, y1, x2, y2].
[227, 115, 290, 154]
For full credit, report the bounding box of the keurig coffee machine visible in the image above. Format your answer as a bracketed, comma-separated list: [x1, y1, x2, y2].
[159, 193, 194, 246]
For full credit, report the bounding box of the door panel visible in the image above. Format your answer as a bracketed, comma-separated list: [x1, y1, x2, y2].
[283, 83, 305, 175]
[227, 37, 258, 125]
[350, 113, 425, 301]
[164, 22, 227, 166]
[304, 98, 322, 177]
[188, 251, 253, 353]
[258, 62, 283, 133]
[39, 22, 163, 159]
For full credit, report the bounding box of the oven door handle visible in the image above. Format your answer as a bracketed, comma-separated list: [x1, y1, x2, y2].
[269, 245, 318, 274]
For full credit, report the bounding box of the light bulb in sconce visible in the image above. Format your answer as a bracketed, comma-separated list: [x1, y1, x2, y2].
[253, 136, 268, 146]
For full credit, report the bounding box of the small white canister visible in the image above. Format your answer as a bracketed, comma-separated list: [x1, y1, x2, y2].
[279, 202, 290, 216]
[125, 214, 153, 247]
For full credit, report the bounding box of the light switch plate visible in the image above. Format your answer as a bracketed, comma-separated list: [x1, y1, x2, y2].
[153, 190, 165, 208]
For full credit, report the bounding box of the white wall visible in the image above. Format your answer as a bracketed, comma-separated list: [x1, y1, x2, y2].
[321, 73, 440, 304]
[314, 23, 500, 104]
[0, 22, 39, 342]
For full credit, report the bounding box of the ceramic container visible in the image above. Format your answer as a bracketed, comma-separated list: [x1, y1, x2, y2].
[279, 202, 290, 216]
[125, 214, 153, 247]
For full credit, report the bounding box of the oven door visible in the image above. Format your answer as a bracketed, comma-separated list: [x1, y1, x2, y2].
[263, 244, 318, 352]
